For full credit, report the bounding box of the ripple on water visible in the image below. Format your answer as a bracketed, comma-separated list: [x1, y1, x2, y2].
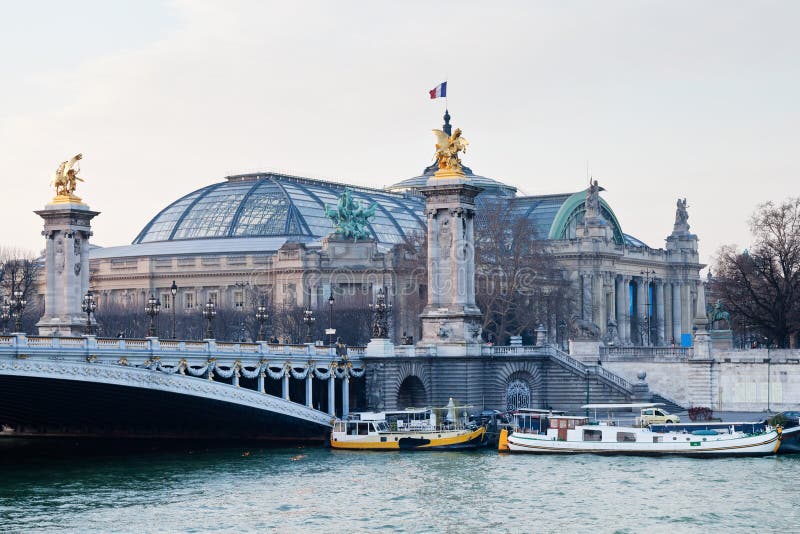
[0, 449, 799, 532]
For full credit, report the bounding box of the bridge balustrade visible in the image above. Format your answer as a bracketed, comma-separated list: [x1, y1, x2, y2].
[0, 334, 365, 419]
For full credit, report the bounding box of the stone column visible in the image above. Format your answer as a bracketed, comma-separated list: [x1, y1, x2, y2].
[664, 283, 673, 345]
[342, 375, 350, 417]
[35, 202, 100, 336]
[282, 373, 290, 400]
[636, 278, 647, 345]
[327, 374, 336, 416]
[655, 280, 666, 346]
[305, 373, 313, 408]
[258, 371, 265, 394]
[615, 275, 626, 343]
[622, 276, 633, 344]
[681, 282, 692, 335]
[592, 274, 605, 332]
[580, 273, 591, 321]
[672, 280, 682, 345]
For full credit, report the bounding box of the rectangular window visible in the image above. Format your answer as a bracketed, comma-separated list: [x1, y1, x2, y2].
[583, 429, 603, 442]
[208, 291, 218, 306]
[161, 293, 171, 310]
[185, 293, 195, 309]
[233, 290, 244, 308]
[617, 432, 637, 442]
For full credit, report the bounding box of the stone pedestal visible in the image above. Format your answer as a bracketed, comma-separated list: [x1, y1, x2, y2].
[417, 178, 484, 348]
[35, 202, 99, 337]
[366, 337, 395, 357]
[709, 329, 733, 351]
[569, 340, 603, 362]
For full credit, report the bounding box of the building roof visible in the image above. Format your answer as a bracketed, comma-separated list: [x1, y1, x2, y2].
[133, 172, 427, 246]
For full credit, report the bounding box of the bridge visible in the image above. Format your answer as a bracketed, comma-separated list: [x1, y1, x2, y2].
[0, 334, 364, 443]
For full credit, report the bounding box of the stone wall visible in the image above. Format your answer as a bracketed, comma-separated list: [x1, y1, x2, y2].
[602, 348, 800, 412]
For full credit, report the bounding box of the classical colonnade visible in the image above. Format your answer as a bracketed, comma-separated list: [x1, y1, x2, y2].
[581, 272, 702, 346]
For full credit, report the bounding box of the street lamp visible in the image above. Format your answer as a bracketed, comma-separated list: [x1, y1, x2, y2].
[255, 301, 269, 341]
[170, 280, 178, 339]
[9, 286, 26, 333]
[303, 307, 315, 344]
[640, 270, 655, 346]
[81, 290, 97, 335]
[202, 298, 216, 339]
[1, 299, 11, 335]
[369, 287, 392, 339]
[327, 294, 336, 346]
[145, 293, 161, 337]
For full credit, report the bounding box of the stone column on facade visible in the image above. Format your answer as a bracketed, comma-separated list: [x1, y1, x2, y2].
[342, 375, 350, 417]
[581, 273, 592, 322]
[615, 275, 626, 344]
[327, 374, 336, 416]
[305, 373, 313, 408]
[636, 277, 646, 345]
[655, 280, 666, 346]
[681, 282, 692, 335]
[664, 283, 673, 345]
[592, 273, 605, 334]
[282, 373, 290, 400]
[672, 280, 683, 345]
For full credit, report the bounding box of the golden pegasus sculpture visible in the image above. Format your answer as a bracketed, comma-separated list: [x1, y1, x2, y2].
[51, 153, 85, 202]
[432, 128, 469, 176]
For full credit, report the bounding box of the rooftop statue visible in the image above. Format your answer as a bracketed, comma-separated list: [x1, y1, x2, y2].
[51, 153, 86, 201]
[675, 198, 689, 225]
[584, 178, 602, 218]
[432, 127, 469, 175]
[325, 188, 376, 241]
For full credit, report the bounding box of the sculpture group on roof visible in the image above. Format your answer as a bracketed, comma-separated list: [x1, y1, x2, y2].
[324, 188, 377, 241]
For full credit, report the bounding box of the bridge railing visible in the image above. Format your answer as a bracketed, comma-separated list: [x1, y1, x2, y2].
[599, 345, 692, 361]
[0, 334, 363, 367]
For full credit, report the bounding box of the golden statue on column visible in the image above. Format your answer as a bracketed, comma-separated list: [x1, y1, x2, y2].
[51, 153, 86, 204]
[432, 128, 469, 179]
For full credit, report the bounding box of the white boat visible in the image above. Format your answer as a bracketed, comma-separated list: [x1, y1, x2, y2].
[498, 405, 781, 456]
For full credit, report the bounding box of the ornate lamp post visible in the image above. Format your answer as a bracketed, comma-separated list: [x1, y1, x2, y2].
[145, 293, 161, 337]
[255, 301, 269, 341]
[170, 280, 178, 339]
[9, 286, 26, 333]
[640, 269, 655, 346]
[327, 295, 335, 347]
[303, 307, 315, 344]
[81, 290, 97, 335]
[369, 287, 392, 339]
[202, 298, 216, 339]
[1, 299, 11, 335]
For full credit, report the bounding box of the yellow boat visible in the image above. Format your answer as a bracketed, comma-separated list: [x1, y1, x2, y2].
[330, 407, 487, 450]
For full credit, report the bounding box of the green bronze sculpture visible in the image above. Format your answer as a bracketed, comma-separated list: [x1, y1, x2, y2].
[325, 188, 377, 241]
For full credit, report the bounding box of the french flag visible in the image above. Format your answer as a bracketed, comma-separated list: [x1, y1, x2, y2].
[429, 81, 447, 99]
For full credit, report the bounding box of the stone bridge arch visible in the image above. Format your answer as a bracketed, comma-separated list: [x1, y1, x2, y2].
[486, 361, 545, 411]
[391, 363, 431, 410]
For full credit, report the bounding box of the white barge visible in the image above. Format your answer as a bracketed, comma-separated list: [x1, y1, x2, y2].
[498, 405, 781, 457]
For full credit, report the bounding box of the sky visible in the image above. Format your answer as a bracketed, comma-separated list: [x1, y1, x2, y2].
[1, 0, 798, 268]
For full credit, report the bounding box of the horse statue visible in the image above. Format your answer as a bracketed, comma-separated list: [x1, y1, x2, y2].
[432, 127, 469, 173]
[51, 153, 85, 198]
[569, 314, 601, 341]
[324, 188, 376, 241]
[707, 299, 731, 329]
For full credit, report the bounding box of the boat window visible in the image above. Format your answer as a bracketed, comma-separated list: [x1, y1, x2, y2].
[376, 422, 389, 432]
[358, 423, 369, 435]
[653, 436, 662, 443]
[348, 423, 358, 436]
[617, 432, 636, 442]
[583, 429, 602, 442]
[560, 420, 567, 428]
[369, 423, 377, 433]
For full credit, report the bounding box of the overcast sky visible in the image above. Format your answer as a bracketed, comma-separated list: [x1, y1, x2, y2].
[1, 1, 797, 267]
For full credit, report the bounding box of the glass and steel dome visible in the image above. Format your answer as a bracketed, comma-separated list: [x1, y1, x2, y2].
[133, 173, 427, 245]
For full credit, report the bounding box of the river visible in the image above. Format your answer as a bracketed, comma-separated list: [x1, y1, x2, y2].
[0, 446, 797, 532]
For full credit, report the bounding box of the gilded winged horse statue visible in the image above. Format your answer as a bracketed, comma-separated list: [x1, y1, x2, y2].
[432, 128, 469, 174]
[51, 153, 85, 199]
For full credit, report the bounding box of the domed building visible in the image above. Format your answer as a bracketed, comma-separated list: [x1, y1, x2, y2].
[89, 114, 704, 346]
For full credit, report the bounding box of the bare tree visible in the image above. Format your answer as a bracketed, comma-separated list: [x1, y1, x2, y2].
[475, 201, 574, 345]
[0, 247, 44, 333]
[712, 198, 800, 348]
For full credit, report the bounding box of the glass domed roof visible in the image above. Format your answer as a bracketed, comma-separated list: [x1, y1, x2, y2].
[133, 173, 427, 245]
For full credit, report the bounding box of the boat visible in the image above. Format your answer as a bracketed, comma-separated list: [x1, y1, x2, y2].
[498, 404, 781, 456]
[772, 412, 800, 454]
[330, 404, 486, 451]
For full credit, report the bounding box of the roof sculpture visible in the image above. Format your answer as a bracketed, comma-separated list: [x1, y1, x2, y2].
[324, 188, 377, 241]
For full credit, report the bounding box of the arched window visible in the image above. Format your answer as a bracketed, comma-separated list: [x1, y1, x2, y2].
[397, 376, 427, 409]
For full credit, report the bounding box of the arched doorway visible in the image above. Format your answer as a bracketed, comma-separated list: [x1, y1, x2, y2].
[506, 378, 531, 411]
[397, 376, 427, 409]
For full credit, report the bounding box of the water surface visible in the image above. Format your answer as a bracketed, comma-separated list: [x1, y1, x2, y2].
[0, 447, 796, 532]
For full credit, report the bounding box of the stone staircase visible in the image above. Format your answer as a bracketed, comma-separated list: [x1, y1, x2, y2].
[650, 393, 686, 414]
